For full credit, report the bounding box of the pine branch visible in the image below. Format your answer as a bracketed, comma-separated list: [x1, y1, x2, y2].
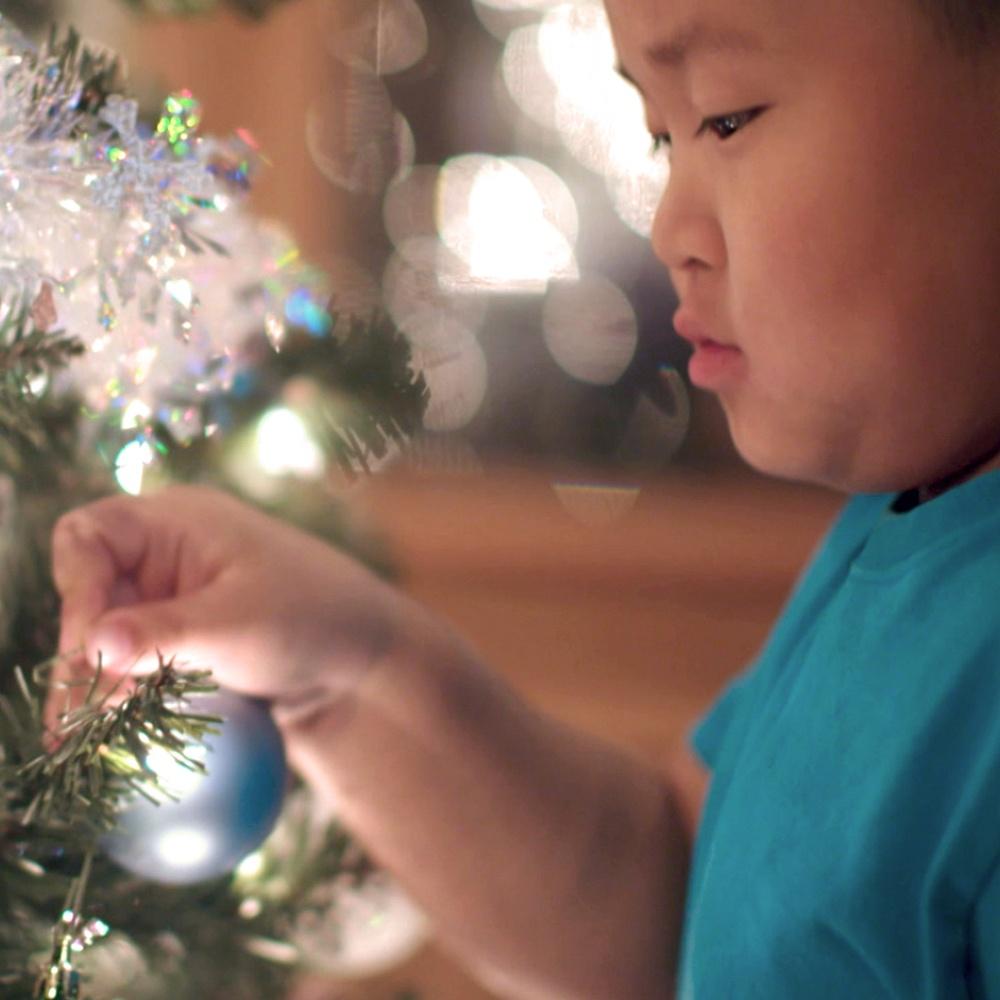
[0, 289, 84, 377]
[3, 659, 219, 844]
[0, 290, 89, 489]
[4, 24, 126, 141]
[156, 308, 429, 485]
[272, 311, 430, 477]
[36, 24, 124, 122]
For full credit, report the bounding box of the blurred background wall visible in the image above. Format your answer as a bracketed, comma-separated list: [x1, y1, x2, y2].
[23, 0, 743, 481]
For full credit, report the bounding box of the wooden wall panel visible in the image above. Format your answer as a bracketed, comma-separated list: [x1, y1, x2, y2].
[126, 0, 340, 260]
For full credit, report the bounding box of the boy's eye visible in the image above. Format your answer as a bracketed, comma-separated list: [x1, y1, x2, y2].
[699, 106, 765, 141]
[648, 106, 765, 158]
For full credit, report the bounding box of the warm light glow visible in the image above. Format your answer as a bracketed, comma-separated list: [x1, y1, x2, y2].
[509, 156, 579, 247]
[537, 3, 617, 119]
[500, 1, 669, 235]
[436, 154, 578, 294]
[255, 407, 324, 478]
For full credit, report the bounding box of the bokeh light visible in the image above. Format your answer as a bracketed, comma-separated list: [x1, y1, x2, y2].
[326, 0, 430, 76]
[412, 331, 489, 432]
[255, 407, 325, 478]
[114, 438, 155, 496]
[542, 274, 638, 385]
[436, 154, 578, 294]
[500, 23, 558, 128]
[322, 254, 381, 319]
[306, 77, 415, 195]
[382, 236, 489, 342]
[383, 165, 441, 249]
[499, 1, 669, 236]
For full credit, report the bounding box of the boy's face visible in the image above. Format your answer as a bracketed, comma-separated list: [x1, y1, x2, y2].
[606, 0, 1000, 492]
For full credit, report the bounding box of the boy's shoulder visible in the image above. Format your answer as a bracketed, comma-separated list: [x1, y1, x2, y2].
[833, 470, 1000, 580]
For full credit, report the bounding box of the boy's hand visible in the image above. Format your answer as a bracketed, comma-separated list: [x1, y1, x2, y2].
[51, 488, 688, 998]
[50, 485, 403, 713]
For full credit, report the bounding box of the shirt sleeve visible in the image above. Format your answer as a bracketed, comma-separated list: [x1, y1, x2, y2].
[969, 857, 1000, 998]
[689, 667, 756, 773]
[690, 495, 870, 775]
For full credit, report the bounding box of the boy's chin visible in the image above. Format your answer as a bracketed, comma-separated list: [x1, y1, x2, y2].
[727, 421, 858, 494]
[733, 435, 930, 497]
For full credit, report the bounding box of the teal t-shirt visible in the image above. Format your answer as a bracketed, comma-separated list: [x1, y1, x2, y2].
[680, 470, 1000, 999]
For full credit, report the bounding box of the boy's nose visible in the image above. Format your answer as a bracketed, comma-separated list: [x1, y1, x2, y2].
[650, 164, 725, 278]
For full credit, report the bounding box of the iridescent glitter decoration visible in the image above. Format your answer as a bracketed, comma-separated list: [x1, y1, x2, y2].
[33, 853, 108, 1000]
[0, 20, 333, 444]
[90, 95, 214, 254]
[156, 89, 202, 157]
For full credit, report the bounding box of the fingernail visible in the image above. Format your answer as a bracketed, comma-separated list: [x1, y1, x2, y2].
[87, 621, 136, 668]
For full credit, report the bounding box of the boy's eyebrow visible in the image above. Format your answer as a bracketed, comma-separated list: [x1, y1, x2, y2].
[616, 20, 764, 91]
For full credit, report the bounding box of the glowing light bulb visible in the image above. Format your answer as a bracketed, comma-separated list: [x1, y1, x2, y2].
[255, 407, 324, 478]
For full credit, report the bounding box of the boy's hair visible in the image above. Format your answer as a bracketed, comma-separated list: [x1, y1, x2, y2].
[919, 0, 1000, 45]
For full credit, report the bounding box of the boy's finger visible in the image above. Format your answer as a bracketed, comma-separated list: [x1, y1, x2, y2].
[51, 503, 147, 655]
[85, 592, 217, 675]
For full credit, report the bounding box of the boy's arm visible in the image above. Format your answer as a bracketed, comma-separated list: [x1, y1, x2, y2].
[284, 606, 692, 1000]
[52, 488, 693, 999]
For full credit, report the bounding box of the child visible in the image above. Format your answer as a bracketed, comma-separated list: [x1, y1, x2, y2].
[51, 0, 1000, 996]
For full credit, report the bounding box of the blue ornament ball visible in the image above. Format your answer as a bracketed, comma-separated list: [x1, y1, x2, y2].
[102, 689, 287, 885]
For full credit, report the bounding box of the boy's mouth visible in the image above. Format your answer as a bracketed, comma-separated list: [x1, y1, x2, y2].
[673, 309, 734, 349]
[673, 309, 745, 389]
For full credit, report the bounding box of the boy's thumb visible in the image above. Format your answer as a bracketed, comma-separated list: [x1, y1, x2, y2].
[86, 605, 187, 673]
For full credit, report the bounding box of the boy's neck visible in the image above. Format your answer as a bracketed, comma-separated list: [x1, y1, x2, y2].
[906, 442, 1000, 508]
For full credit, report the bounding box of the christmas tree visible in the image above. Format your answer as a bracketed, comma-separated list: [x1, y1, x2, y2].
[0, 15, 430, 998]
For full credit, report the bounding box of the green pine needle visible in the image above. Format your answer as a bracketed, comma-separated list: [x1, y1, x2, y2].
[9, 24, 126, 140]
[4, 658, 219, 843]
